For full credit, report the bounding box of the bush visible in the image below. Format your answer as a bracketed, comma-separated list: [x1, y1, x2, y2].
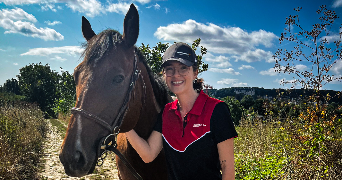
[235, 104, 342, 179]
[235, 119, 288, 179]
[0, 101, 48, 179]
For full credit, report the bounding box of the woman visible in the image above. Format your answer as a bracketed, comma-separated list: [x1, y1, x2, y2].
[125, 42, 238, 180]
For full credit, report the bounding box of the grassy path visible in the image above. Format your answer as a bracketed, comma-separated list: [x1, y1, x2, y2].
[38, 119, 120, 180]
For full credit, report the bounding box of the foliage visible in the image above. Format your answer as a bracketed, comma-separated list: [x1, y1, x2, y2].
[221, 96, 244, 125]
[252, 98, 266, 116]
[52, 69, 76, 116]
[139, 42, 169, 75]
[240, 95, 255, 110]
[0, 92, 25, 103]
[235, 119, 289, 179]
[17, 63, 59, 118]
[235, 7, 342, 179]
[138, 38, 208, 75]
[2, 78, 21, 95]
[0, 101, 48, 179]
[235, 107, 342, 179]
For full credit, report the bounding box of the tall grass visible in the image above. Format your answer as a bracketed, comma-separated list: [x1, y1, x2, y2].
[234, 111, 342, 179]
[0, 101, 48, 179]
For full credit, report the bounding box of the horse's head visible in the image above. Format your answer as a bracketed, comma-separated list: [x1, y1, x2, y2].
[59, 4, 142, 177]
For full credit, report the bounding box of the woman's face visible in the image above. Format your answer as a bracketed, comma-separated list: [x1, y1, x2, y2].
[163, 61, 197, 95]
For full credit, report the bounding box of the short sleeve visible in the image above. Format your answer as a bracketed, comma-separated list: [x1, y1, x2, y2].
[153, 109, 163, 133]
[210, 102, 238, 144]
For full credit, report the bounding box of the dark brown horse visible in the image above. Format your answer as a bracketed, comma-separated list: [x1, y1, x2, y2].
[59, 4, 170, 179]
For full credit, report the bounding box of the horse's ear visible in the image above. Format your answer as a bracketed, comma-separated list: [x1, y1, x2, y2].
[122, 3, 139, 48]
[82, 16, 96, 41]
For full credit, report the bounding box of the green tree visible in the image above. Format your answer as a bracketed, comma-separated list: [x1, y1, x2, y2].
[17, 63, 59, 118]
[2, 78, 21, 95]
[139, 38, 208, 75]
[253, 98, 265, 116]
[222, 96, 243, 125]
[240, 95, 255, 110]
[53, 69, 76, 115]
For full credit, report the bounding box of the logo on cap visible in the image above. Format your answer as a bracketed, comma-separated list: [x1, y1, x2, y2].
[176, 52, 191, 56]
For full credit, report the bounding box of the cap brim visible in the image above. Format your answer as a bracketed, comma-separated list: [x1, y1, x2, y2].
[161, 58, 194, 68]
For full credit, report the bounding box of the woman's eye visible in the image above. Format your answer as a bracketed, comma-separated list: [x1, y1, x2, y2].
[165, 67, 173, 71]
[113, 75, 124, 84]
[181, 66, 188, 70]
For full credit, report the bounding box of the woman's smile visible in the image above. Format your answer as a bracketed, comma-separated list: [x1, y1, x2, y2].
[171, 80, 184, 85]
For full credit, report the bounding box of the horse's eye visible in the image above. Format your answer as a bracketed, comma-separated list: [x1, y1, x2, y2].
[113, 75, 124, 84]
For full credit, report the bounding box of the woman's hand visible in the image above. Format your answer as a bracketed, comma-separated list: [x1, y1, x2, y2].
[125, 130, 163, 163]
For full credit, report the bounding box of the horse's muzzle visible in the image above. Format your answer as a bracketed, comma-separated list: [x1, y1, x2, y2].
[59, 147, 97, 177]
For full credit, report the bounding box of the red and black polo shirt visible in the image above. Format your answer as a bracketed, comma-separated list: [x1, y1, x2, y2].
[154, 90, 238, 180]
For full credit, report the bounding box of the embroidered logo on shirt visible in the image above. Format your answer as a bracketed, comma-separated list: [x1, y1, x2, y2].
[193, 124, 206, 127]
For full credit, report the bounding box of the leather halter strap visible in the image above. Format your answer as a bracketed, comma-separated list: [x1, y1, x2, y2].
[70, 51, 144, 180]
[71, 51, 142, 133]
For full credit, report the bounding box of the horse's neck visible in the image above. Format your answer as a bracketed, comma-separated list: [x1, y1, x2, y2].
[133, 64, 163, 139]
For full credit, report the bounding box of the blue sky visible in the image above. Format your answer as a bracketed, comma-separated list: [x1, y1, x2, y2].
[0, 0, 341, 91]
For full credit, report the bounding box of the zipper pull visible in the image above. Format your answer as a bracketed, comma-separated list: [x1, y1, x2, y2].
[182, 115, 188, 137]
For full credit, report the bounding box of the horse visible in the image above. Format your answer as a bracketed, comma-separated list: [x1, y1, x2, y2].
[59, 4, 170, 179]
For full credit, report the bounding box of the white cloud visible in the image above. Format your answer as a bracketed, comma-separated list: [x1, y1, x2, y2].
[51, 55, 67, 62]
[45, 20, 62, 26]
[0, 8, 63, 41]
[295, 64, 307, 71]
[106, 2, 132, 15]
[41, 3, 57, 12]
[330, 75, 342, 84]
[66, 0, 103, 17]
[0, 0, 43, 5]
[233, 49, 275, 63]
[21, 46, 84, 56]
[238, 65, 254, 70]
[13, 63, 18, 65]
[154, 19, 277, 63]
[1, 20, 64, 41]
[0, 0, 150, 17]
[133, 0, 151, 4]
[209, 68, 240, 75]
[147, 3, 160, 10]
[275, 78, 296, 86]
[332, 59, 342, 75]
[204, 53, 231, 67]
[260, 68, 278, 76]
[216, 62, 232, 68]
[165, 7, 169, 14]
[333, 0, 342, 8]
[0, 8, 37, 22]
[217, 78, 248, 87]
[322, 34, 341, 43]
[0, 0, 103, 17]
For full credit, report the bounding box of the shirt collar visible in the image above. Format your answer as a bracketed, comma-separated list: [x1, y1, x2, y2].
[170, 90, 208, 116]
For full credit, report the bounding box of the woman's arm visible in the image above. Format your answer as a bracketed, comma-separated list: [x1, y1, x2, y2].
[217, 138, 235, 180]
[125, 129, 163, 163]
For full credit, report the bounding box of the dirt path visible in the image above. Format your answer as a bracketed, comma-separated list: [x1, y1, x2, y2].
[38, 120, 120, 180]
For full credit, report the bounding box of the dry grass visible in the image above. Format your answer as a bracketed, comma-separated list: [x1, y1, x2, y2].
[0, 101, 48, 179]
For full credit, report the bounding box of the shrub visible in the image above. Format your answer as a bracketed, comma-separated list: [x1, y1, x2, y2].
[0, 102, 48, 179]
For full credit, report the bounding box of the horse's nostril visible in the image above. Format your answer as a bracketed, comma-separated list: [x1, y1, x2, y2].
[74, 151, 85, 165]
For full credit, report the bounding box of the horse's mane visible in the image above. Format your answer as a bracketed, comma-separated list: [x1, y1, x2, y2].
[134, 47, 170, 108]
[81, 29, 170, 107]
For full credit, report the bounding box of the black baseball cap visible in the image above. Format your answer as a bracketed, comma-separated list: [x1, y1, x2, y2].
[161, 42, 197, 68]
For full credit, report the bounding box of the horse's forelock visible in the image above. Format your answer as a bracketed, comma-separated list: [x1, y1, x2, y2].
[81, 29, 123, 67]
